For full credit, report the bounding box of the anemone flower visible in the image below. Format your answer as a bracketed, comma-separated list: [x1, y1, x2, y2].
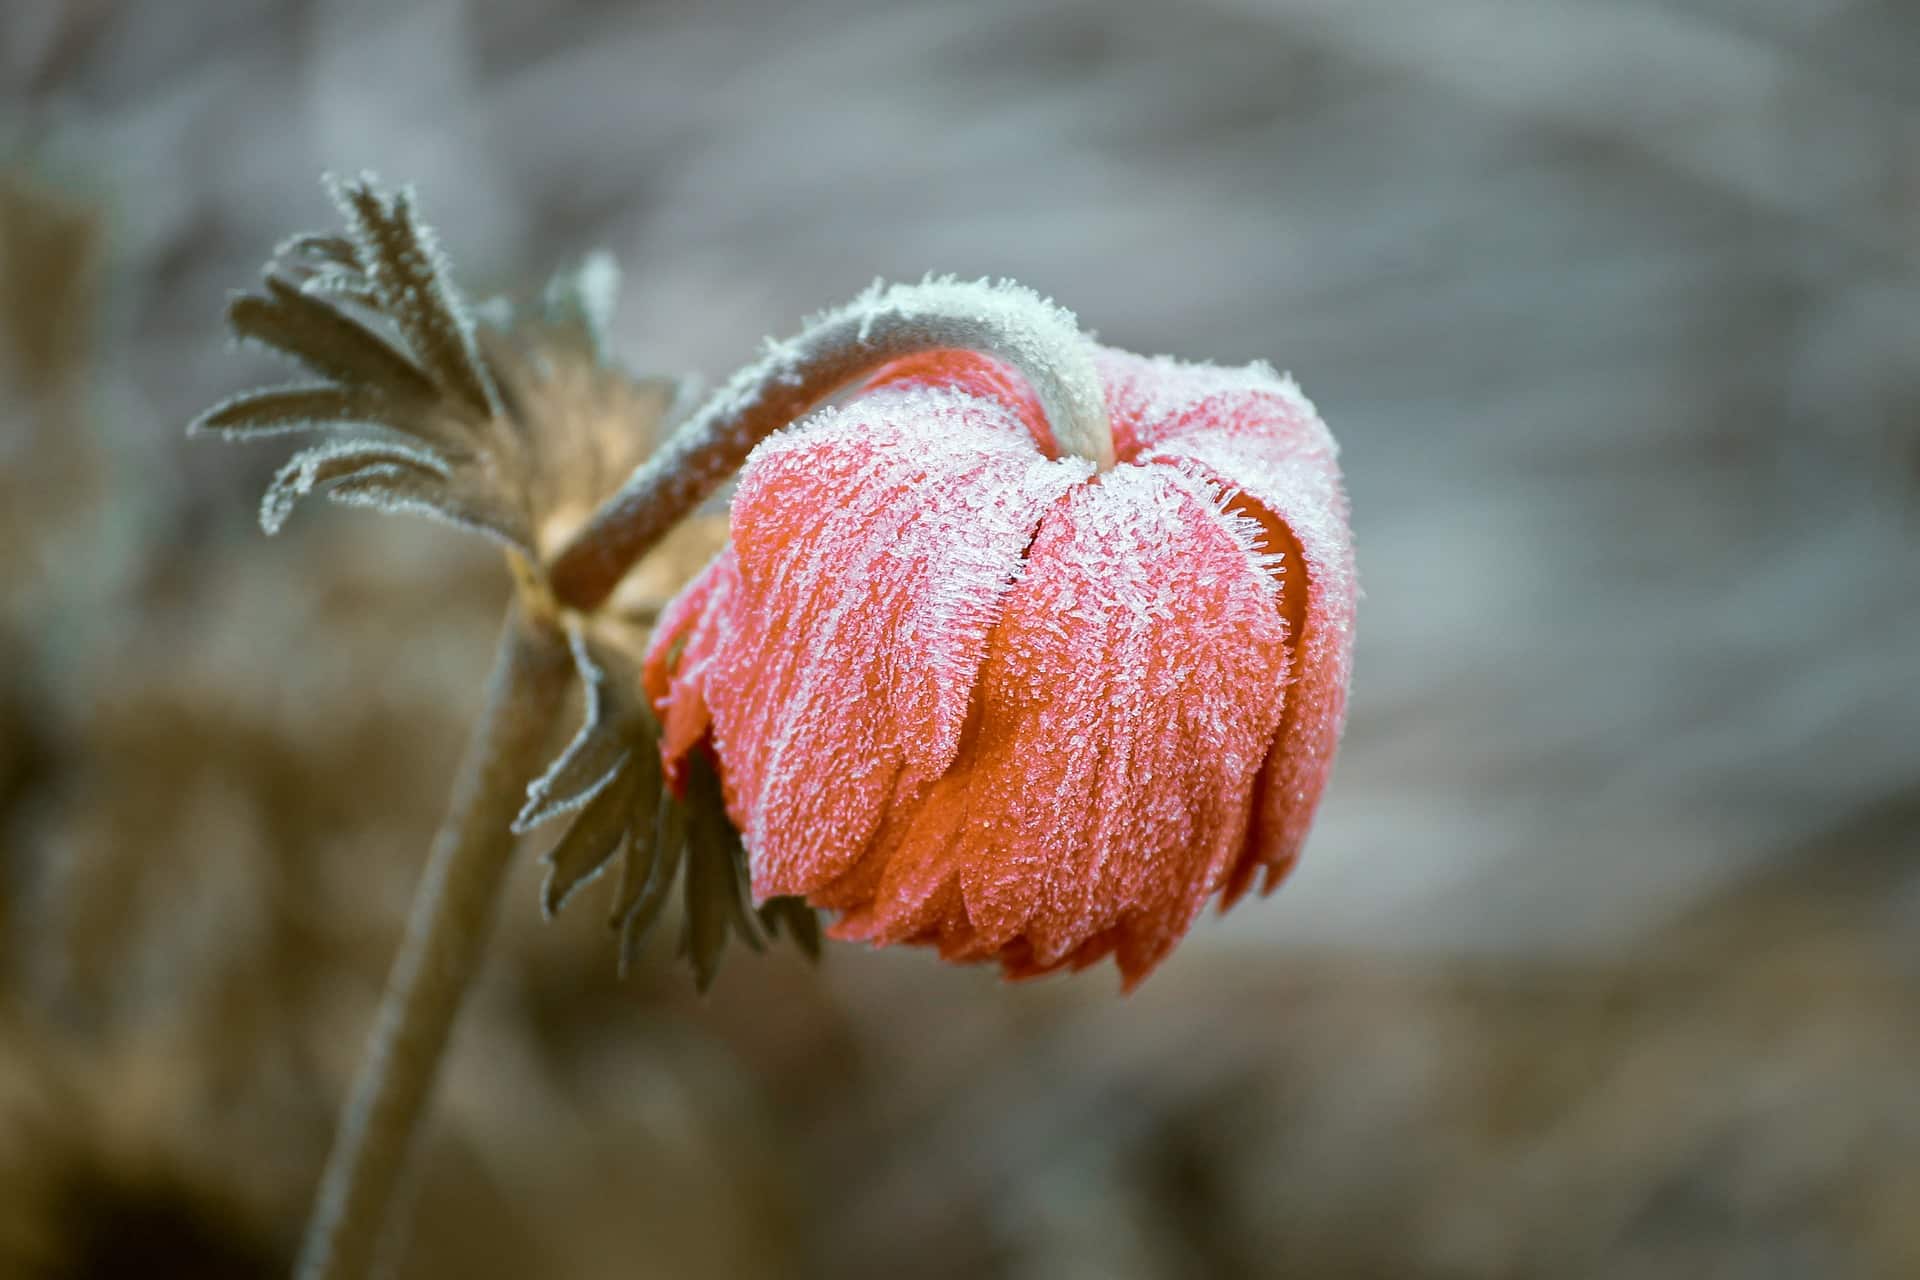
[646, 347, 1356, 987]
[192, 175, 1357, 1277]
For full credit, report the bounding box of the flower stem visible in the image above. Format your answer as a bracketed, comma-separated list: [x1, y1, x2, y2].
[546, 277, 1113, 611]
[296, 601, 571, 1280]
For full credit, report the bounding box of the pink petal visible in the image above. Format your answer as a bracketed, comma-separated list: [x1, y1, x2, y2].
[643, 546, 740, 790]
[1113, 354, 1355, 903]
[834, 462, 1291, 988]
[708, 386, 1094, 898]
[863, 351, 1054, 455]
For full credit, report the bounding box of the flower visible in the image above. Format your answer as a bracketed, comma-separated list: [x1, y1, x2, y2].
[644, 346, 1355, 988]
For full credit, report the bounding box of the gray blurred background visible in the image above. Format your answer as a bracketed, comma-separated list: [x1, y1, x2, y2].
[3, 2, 1918, 1277]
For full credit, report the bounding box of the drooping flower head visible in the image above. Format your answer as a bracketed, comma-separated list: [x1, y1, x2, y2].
[644, 344, 1355, 988]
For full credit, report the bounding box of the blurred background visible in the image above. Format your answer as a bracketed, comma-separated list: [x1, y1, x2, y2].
[3, 1, 1919, 1276]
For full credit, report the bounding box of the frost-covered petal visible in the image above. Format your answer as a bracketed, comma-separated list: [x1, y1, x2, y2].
[861, 347, 1324, 465]
[1121, 367, 1354, 901]
[830, 463, 1290, 988]
[1093, 347, 1323, 460]
[643, 546, 741, 785]
[866, 346, 1352, 904]
[702, 387, 1093, 896]
[863, 351, 1054, 455]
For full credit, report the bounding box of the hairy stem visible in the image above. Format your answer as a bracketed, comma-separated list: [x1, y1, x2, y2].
[297, 602, 571, 1280]
[546, 278, 1113, 611]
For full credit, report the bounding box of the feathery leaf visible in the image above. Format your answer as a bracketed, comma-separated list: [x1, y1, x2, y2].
[260, 439, 448, 534]
[617, 790, 688, 978]
[324, 468, 528, 547]
[189, 383, 445, 443]
[686, 753, 763, 954]
[330, 175, 501, 419]
[228, 278, 438, 403]
[540, 765, 641, 918]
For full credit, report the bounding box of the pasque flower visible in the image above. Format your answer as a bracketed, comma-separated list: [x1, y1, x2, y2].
[645, 345, 1356, 987]
[193, 174, 1356, 1277]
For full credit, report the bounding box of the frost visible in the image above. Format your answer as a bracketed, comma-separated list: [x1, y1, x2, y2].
[259, 439, 448, 534]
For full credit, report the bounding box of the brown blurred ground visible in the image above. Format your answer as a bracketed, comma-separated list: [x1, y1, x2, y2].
[2, 2, 1918, 1277]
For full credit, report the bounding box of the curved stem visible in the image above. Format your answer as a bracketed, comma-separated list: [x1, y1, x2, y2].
[297, 602, 571, 1280]
[547, 277, 1112, 611]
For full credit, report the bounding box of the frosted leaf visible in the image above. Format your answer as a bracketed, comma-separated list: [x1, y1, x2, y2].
[517, 628, 645, 832]
[328, 173, 503, 420]
[679, 750, 764, 990]
[259, 439, 448, 534]
[614, 789, 685, 977]
[522, 628, 658, 919]
[193, 173, 817, 987]
[191, 384, 394, 439]
[539, 762, 640, 917]
[227, 277, 437, 404]
[324, 467, 527, 548]
[756, 895, 822, 960]
[510, 627, 813, 982]
[189, 383, 447, 447]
